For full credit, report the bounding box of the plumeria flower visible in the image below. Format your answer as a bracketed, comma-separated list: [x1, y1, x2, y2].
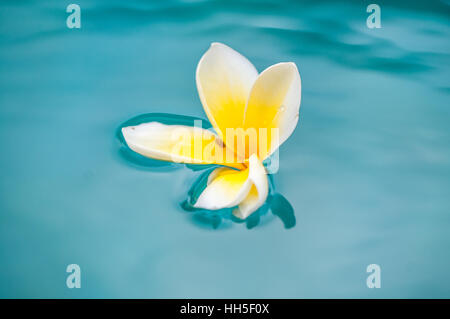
[122, 43, 301, 220]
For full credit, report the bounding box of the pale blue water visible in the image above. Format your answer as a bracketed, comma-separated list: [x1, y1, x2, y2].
[1, 0, 449, 298]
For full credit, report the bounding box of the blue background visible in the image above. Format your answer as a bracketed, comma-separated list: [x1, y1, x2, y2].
[0, 0, 449, 298]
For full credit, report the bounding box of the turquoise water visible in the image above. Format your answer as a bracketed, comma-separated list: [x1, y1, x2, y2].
[1, 0, 449, 298]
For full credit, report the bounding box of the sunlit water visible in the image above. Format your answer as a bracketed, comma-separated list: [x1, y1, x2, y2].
[0, 0, 449, 298]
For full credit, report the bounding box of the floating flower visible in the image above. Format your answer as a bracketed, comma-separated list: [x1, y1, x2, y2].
[121, 43, 301, 219]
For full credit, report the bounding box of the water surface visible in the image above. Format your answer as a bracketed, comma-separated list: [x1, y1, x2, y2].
[0, 0, 449, 298]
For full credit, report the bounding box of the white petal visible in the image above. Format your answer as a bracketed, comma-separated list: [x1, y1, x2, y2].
[121, 122, 244, 169]
[233, 154, 269, 219]
[243, 62, 301, 159]
[194, 154, 268, 219]
[194, 167, 253, 210]
[196, 42, 258, 139]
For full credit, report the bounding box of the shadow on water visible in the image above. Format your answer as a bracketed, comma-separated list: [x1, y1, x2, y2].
[117, 113, 297, 230]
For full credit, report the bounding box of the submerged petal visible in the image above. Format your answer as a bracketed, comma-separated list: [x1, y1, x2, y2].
[196, 42, 258, 140]
[243, 62, 301, 160]
[194, 154, 268, 219]
[122, 122, 244, 169]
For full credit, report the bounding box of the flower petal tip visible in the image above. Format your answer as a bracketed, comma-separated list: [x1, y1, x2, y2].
[121, 125, 136, 146]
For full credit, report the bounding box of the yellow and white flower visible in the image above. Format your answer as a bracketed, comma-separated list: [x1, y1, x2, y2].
[122, 43, 301, 219]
